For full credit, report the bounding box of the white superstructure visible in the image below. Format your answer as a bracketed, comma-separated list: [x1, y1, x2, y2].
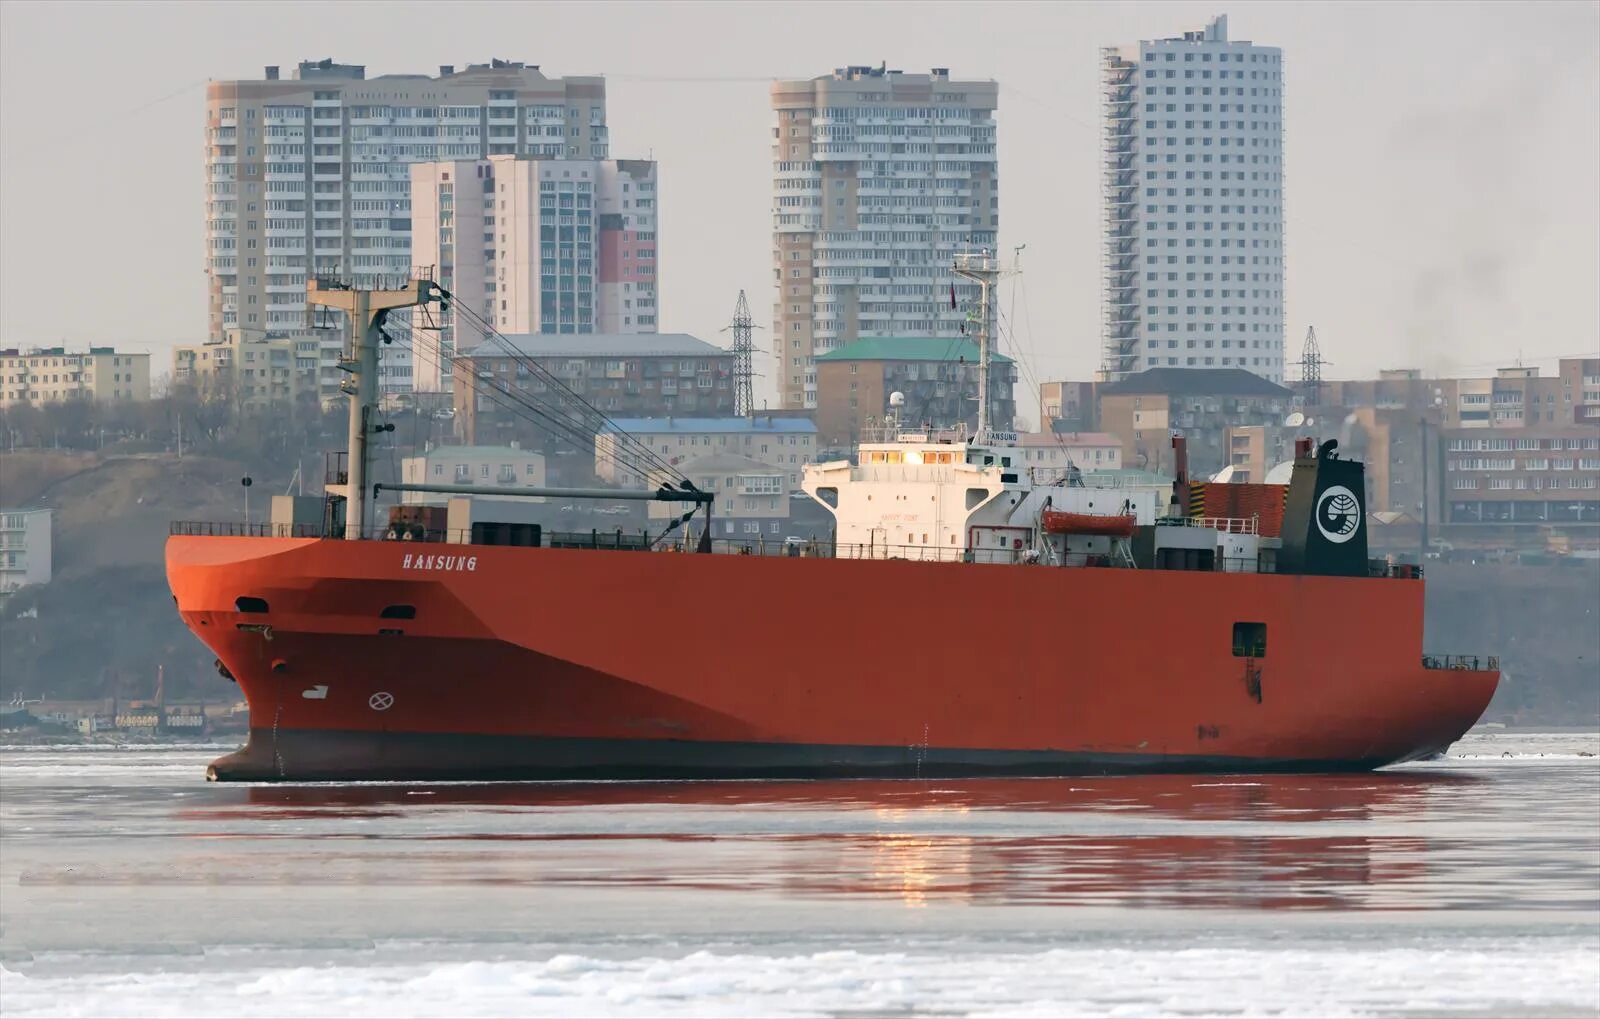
[804, 434, 1167, 564]
[1102, 15, 1286, 383]
[799, 253, 1263, 570]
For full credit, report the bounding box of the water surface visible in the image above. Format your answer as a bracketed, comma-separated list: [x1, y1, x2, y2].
[1, 731, 1596, 1017]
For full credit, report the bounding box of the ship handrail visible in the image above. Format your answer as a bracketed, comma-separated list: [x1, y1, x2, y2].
[1158, 515, 1260, 535]
[1422, 654, 1500, 672]
[171, 521, 326, 538]
[167, 523, 1420, 581]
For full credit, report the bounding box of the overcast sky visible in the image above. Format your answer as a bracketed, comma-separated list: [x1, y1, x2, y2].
[1, 1, 1596, 410]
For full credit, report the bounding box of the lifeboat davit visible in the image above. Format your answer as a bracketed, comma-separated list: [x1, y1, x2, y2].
[1041, 510, 1137, 538]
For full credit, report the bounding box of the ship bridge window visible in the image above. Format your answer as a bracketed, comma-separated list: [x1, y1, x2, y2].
[380, 604, 416, 620]
[234, 596, 269, 614]
[1232, 621, 1266, 657]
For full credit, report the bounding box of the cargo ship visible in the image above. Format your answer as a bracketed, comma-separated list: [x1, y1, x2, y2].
[166, 259, 1499, 782]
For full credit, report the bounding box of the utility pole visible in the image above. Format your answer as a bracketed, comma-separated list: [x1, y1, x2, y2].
[722, 290, 759, 419]
[1419, 416, 1428, 564]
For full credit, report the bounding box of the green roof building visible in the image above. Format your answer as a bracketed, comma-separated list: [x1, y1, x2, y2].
[814, 337, 1017, 448]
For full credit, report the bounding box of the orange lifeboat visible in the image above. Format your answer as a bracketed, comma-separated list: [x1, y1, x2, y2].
[1041, 510, 1137, 538]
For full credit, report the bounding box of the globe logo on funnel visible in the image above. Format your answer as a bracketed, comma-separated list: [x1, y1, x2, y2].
[1315, 485, 1361, 543]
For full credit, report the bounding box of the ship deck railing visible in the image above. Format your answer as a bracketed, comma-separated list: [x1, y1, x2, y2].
[169, 523, 1419, 580]
[171, 521, 327, 538]
[1422, 654, 1500, 672]
[1157, 515, 1261, 535]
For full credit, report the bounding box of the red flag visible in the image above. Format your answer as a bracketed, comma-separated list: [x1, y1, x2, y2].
[949, 283, 957, 310]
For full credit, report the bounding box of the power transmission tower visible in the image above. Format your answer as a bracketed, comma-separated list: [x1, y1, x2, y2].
[1292, 325, 1328, 407]
[722, 290, 760, 418]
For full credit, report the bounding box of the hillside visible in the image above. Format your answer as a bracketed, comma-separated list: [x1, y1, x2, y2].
[1, 450, 293, 703]
[1425, 561, 1600, 725]
[2, 451, 289, 575]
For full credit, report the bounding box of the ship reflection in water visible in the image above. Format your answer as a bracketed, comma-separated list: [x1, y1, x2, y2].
[170, 771, 1515, 913]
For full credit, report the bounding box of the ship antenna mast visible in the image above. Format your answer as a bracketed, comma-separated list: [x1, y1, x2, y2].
[307, 269, 440, 541]
[951, 250, 1018, 444]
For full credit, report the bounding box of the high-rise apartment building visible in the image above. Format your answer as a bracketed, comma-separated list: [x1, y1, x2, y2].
[409, 155, 658, 393]
[1102, 15, 1286, 383]
[770, 66, 999, 411]
[204, 59, 607, 400]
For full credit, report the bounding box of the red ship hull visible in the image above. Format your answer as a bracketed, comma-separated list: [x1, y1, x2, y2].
[166, 536, 1499, 782]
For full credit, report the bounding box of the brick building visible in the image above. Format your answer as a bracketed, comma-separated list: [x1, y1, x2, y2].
[1441, 426, 1600, 527]
[451, 333, 734, 447]
[813, 337, 1016, 449]
[1096, 367, 1296, 477]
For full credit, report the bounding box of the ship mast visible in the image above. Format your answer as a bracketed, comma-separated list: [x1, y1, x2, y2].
[951, 250, 1002, 444]
[307, 275, 439, 541]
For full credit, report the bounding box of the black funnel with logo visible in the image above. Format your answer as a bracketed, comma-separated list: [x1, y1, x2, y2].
[1277, 439, 1368, 577]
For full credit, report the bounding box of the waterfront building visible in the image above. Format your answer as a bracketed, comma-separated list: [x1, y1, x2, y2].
[0, 508, 51, 598]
